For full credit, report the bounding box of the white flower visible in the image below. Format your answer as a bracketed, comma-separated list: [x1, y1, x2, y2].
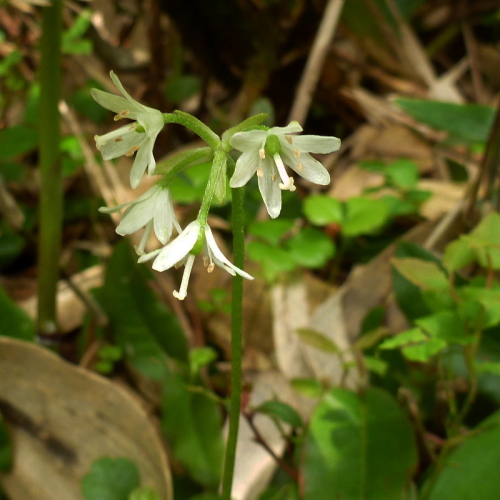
[91, 71, 165, 189]
[139, 220, 253, 300]
[99, 185, 181, 255]
[229, 122, 341, 218]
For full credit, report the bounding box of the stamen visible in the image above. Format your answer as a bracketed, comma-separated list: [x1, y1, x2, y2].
[271, 174, 277, 182]
[273, 154, 295, 191]
[135, 221, 153, 256]
[296, 162, 303, 172]
[114, 137, 123, 142]
[259, 148, 266, 159]
[125, 145, 140, 157]
[173, 255, 195, 300]
[114, 109, 130, 121]
[203, 256, 210, 267]
[207, 263, 215, 273]
[256, 167, 263, 177]
[293, 148, 300, 158]
[285, 135, 293, 144]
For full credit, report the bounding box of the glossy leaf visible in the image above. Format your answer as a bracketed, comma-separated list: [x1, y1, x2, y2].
[426, 411, 500, 499]
[303, 388, 417, 500]
[342, 197, 389, 237]
[285, 228, 335, 268]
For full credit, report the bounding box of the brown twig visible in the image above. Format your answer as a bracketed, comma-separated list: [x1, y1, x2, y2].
[243, 410, 299, 481]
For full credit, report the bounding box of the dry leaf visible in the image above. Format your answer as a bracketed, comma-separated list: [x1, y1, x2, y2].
[0, 337, 172, 500]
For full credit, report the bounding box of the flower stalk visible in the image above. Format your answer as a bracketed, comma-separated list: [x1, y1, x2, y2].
[37, 0, 63, 336]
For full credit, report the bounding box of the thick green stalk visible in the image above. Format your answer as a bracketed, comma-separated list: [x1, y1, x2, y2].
[37, 0, 63, 335]
[221, 186, 246, 499]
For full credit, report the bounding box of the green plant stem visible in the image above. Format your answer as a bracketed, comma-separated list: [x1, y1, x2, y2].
[37, 0, 63, 336]
[221, 186, 246, 500]
[163, 111, 220, 149]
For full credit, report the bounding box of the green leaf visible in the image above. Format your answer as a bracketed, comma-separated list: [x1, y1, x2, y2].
[248, 219, 295, 246]
[129, 487, 161, 500]
[81, 457, 139, 500]
[426, 411, 500, 499]
[402, 338, 447, 362]
[0, 285, 35, 341]
[0, 418, 12, 471]
[458, 287, 500, 328]
[443, 238, 475, 272]
[379, 328, 427, 349]
[384, 159, 419, 189]
[416, 311, 471, 345]
[395, 98, 494, 143]
[255, 401, 303, 428]
[342, 197, 390, 236]
[165, 75, 201, 104]
[466, 212, 500, 269]
[0, 125, 38, 159]
[392, 242, 440, 321]
[161, 373, 224, 488]
[189, 347, 218, 376]
[290, 378, 324, 398]
[303, 196, 343, 226]
[247, 241, 296, 281]
[296, 328, 339, 353]
[285, 228, 335, 268]
[168, 162, 212, 203]
[303, 388, 417, 500]
[97, 241, 188, 379]
[363, 356, 388, 376]
[392, 258, 449, 291]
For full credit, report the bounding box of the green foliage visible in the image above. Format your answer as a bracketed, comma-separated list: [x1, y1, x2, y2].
[97, 241, 188, 379]
[303, 388, 417, 500]
[255, 401, 303, 429]
[161, 373, 224, 488]
[425, 411, 500, 499]
[81, 457, 140, 500]
[0, 125, 38, 160]
[395, 98, 494, 144]
[165, 75, 202, 104]
[295, 328, 339, 354]
[0, 284, 35, 340]
[129, 488, 161, 500]
[189, 347, 218, 377]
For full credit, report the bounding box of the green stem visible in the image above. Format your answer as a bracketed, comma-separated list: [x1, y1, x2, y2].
[221, 186, 246, 500]
[163, 111, 220, 149]
[37, 0, 63, 336]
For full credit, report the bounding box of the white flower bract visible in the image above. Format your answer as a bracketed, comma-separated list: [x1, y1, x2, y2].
[138, 220, 253, 300]
[91, 71, 165, 189]
[99, 185, 180, 255]
[229, 122, 341, 218]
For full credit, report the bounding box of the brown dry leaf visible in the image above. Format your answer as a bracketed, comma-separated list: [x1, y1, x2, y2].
[0, 337, 172, 500]
[418, 179, 467, 220]
[330, 164, 383, 200]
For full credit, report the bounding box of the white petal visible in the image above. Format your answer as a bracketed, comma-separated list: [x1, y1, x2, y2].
[289, 135, 341, 154]
[281, 149, 330, 185]
[129, 137, 152, 189]
[230, 151, 259, 187]
[116, 190, 158, 236]
[204, 227, 254, 280]
[95, 126, 140, 159]
[230, 130, 268, 152]
[109, 71, 147, 115]
[99, 185, 158, 214]
[138, 248, 162, 263]
[258, 157, 282, 218]
[269, 121, 303, 135]
[152, 221, 200, 271]
[90, 89, 140, 120]
[153, 189, 175, 244]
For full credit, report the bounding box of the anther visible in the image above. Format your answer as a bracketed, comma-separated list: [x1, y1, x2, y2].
[114, 110, 130, 121]
[207, 263, 215, 273]
[285, 135, 293, 144]
[272, 174, 277, 182]
[125, 145, 140, 157]
[257, 168, 263, 177]
[297, 162, 303, 172]
[294, 148, 300, 158]
[259, 148, 266, 159]
[114, 137, 123, 142]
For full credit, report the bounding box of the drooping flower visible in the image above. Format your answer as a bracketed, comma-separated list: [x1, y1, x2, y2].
[99, 185, 181, 255]
[139, 220, 253, 300]
[229, 122, 341, 218]
[91, 71, 165, 189]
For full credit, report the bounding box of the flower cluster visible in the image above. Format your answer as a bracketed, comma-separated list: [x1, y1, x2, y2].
[93, 73, 340, 299]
